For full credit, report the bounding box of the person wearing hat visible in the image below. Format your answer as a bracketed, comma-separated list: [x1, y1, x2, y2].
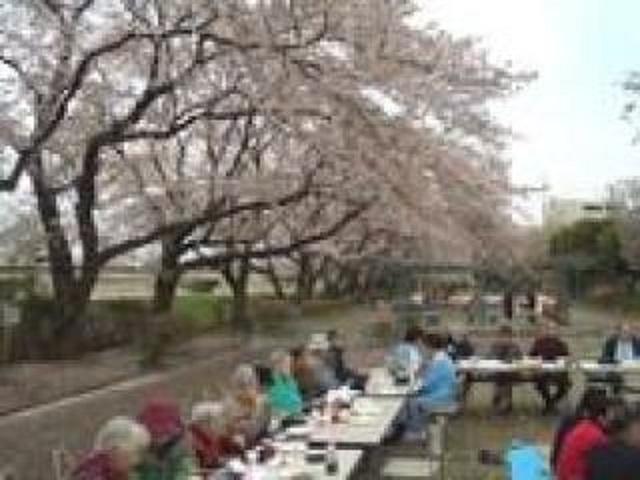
[188, 401, 242, 470]
[136, 397, 196, 480]
[72, 416, 150, 480]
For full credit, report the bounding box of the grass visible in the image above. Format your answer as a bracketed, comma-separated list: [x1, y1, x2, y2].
[422, 303, 631, 480]
[174, 293, 227, 332]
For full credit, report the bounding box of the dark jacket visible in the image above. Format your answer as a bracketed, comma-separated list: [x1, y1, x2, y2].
[530, 336, 569, 361]
[490, 340, 522, 362]
[586, 442, 640, 480]
[600, 336, 640, 363]
[446, 337, 475, 361]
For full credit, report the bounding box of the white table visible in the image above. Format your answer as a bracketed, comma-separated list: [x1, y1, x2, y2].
[578, 360, 640, 375]
[220, 449, 363, 480]
[578, 360, 640, 393]
[303, 448, 363, 480]
[457, 358, 569, 375]
[365, 367, 420, 396]
[306, 396, 405, 448]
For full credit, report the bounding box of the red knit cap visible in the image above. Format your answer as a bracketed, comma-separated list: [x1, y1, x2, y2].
[137, 397, 184, 445]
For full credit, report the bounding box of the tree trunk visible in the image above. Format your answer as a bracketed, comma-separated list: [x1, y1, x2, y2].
[30, 158, 97, 356]
[295, 252, 315, 303]
[48, 266, 97, 358]
[264, 259, 286, 300]
[222, 256, 252, 332]
[152, 239, 183, 314]
[153, 268, 181, 314]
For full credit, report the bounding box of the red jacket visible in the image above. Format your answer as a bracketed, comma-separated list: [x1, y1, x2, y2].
[71, 451, 127, 480]
[556, 419, 607, 480]
[188, 425, 243, 469]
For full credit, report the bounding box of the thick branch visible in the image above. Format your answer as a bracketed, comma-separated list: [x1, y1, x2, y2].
[183, 202, 369, 269]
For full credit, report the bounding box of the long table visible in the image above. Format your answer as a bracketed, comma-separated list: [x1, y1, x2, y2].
[271, 447, 363, 480]
[457, 358, 569, 377]
[365, 367, 420, 397]
[221, 447, 363, 480]
[305, 396, 406, 449]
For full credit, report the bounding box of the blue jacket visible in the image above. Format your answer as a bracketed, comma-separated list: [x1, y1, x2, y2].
[417, 351, 457, 406]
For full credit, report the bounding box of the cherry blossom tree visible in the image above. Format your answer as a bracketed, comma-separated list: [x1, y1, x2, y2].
[0, 0, 530, 346]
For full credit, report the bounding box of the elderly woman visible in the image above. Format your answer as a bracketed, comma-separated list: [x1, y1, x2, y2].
[72, 416, 150, 480]
[136, 397, 196, 480]
[224, 364, 271, 447]
[267, 350, 303, 418]
[188, 402, 242, 470]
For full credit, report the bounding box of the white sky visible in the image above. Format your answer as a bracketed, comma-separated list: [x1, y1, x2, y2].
[419, 0, 640, 217]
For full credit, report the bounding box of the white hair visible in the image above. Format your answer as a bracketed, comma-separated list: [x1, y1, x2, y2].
[191, 401, 227, 431]
[270, 350, 290, 368]
[95, 416, 150, 457]
[231, 364, 258, 390]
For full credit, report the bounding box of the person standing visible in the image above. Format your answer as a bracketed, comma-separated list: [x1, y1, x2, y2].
[490, 325, 522, 414]
[530, 322, 571, 413]
[555, 394, 609, 480]
[550, 387, 608, 471]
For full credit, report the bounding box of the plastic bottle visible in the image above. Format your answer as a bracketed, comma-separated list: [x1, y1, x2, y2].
[325, 442, 339, 475]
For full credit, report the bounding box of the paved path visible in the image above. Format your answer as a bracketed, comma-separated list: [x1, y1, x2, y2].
[0, 307, 378, 479]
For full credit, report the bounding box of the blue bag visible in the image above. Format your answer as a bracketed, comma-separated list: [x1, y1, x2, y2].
[505, 440, 552, 480]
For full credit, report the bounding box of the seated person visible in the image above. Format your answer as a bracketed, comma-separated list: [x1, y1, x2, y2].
[267, 350, 303, 418]
[224, 364, 271, 448]
[136, 397, 197, 480]
[530, 321, 571, 413]
[490, 325, 522, 414]
[600, 322, 640, 363]
[587, 402, 640, 480]
[325, 329, 367, 390]
[555, 391, 609, 480]
[599, 322, 640, 394]
[72, 417, 150, 480]
[291, 345, 338, 400]
[445, 329, 475, 402]
[387, 326, 425, 380]
[402, 333, 458, 439]
[254, 364, 273, 390]
[445, 328, 475, 360]
[550, 387, 608, 471]
[189, 402, 242, 470]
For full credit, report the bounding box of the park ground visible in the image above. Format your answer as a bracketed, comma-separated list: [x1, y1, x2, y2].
[0, 302, 632, 479]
